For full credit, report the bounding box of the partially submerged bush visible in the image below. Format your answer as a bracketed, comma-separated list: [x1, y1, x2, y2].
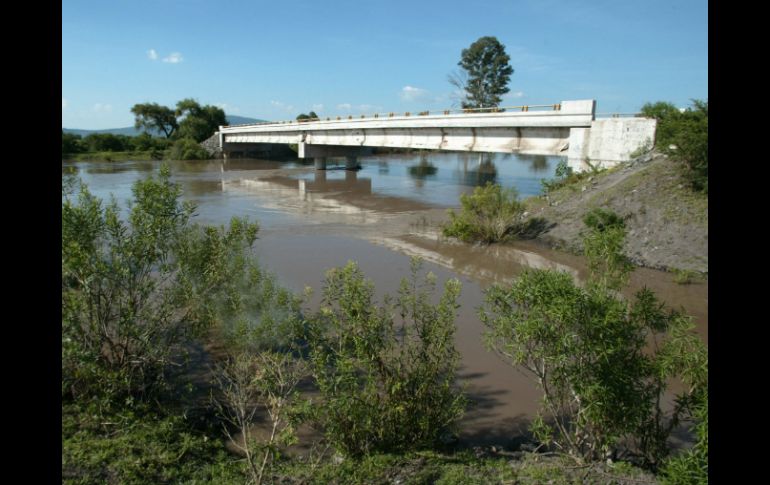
[62, 165, 266, 406]
[480, 209, 707, 467]
[442, 182, 526, 243]
[304, 258, 466, 456]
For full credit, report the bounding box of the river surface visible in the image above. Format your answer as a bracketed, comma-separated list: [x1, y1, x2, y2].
[62, 152, 708, 446]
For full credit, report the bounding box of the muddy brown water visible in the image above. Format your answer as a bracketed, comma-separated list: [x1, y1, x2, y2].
[63, 154, 707, 448]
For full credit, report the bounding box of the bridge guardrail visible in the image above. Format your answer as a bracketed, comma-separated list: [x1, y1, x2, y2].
[223, 103, 565, 129]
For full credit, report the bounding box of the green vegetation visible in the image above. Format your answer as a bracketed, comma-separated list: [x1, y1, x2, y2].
[169, 136, 211, 160]
[297, 110, 320, 121]
[480, 208, 708, 469]
[131, 102, 179, 138]
[541, 159, 606, 194]
[442, 182, 526, 243]
[63, 167, 704, 482]
[175, 98, 227, 142]
[61, 131, 171, 159]
[450, 36, 514, 109]
[304, 259, 466, 456]
[641, 99, 708, 193]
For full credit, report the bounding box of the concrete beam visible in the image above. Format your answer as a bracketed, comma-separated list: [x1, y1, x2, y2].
[297, 143, 370, 159]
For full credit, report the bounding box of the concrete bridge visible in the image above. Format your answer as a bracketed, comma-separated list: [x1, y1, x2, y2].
[217, 100, 656, 172]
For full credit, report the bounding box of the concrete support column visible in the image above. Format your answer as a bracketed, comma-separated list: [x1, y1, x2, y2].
[567, 128, 590, 172]
[345, 156, 360, 170]
[314, 157, 327, 170]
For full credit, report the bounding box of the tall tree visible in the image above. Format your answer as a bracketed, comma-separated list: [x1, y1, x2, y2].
[175, 99, 227, 142]
[453, 36, 514, 109]
[131, 103, 178, 138]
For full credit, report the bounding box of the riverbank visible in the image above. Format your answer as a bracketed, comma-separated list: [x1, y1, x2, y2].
[63, 150, 164, 162]
[521, 151, 708, 275]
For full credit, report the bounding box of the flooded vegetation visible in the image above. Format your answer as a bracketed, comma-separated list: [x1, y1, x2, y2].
[63, 151, 707, 483]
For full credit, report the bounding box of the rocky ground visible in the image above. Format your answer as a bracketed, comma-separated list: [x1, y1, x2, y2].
[522, 151, 708, 274]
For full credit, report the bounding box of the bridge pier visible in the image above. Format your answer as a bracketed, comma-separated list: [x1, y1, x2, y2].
[345, 156, 360, 170]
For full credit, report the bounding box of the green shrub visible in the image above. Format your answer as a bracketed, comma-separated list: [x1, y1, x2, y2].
[305, 258, 466, 456]
[442, 182, 526, 243]
[660, 400, 708, 484]
[540, 159, 601, 193]
[480, 210, 707, 467]
[62, 165, 262, 405]
[169, 136, 210, 160]
[641, 99, 708, 193]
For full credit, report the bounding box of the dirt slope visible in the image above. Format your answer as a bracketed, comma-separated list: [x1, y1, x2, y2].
[523, 152, 708, 274]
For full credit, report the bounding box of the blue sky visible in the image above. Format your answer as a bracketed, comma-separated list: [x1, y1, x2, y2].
[62, 0, 708, 130]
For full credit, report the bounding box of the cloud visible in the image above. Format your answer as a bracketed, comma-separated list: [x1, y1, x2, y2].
[162, 52, 183, 63]
[270, 100, 295, 112]
[92, 103, 112, 113]
[335, 103, 382, 114]
[312, 103, 324, 112]
[147, 49, 158, 60]
[216, 102, 239, 113]
[62, 98, 68, 110]
[400, 85, 429, 102]
[503, 91, 525, 100]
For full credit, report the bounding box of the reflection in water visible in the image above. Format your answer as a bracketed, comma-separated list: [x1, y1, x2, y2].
[407, 154, 438, 188]
[455, 152, 498, 187]
[518, 153, 549, 172]
[378, 161, 390, 174]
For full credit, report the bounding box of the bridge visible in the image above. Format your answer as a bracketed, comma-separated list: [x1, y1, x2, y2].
[217, 100, 656, 172]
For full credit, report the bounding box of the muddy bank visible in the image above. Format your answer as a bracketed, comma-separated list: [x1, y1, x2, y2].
[522, 152, 708, 274]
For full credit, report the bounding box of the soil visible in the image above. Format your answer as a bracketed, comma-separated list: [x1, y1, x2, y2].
[522, 151, 708, 274]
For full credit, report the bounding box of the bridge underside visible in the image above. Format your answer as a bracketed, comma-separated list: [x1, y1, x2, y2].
[223, 126, 570, 159]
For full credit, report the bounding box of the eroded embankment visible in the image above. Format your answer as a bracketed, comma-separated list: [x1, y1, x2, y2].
[522, 152, 708, 274]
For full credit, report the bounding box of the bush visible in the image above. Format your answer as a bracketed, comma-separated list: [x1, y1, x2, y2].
[442, 182, 526, 243]
[82, 133, 134, 152]
[62, 165, 261, 405]
[641, 99, 708, 193]
[540, 159, 601, 194]
[62, 132, 86, 155]
[169, 137, 210, 160]
[304, 258, 466, 456]
[660, 400, 708, 484]
[480, 209, 707, 467]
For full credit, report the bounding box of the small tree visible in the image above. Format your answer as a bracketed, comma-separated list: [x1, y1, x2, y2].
[213, 351, 306, 485]
[452, 36, 514, 109]
[305, 259, 466, 456]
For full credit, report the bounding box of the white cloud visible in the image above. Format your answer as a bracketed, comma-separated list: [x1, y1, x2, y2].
[270, 100, 295, 112]
[147, 49, 158, 60]
[62, 98, 68, 110]
[216, 102, 239, 113]
[336, 103, 352, 111]
[93, 103, 112, 113]
[503, 91, 525, 100]
[400, 85, 429, 102]
[162, 52, 183, 63]
[312, 103, 324, 112]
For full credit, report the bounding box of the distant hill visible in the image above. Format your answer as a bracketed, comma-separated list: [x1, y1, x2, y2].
[63, 115, 268, 137]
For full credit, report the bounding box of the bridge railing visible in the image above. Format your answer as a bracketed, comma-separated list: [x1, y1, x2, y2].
[223, 103, 564, 128]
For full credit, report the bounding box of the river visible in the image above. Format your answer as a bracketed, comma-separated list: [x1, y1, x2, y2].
[62, 151, 707, 446]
